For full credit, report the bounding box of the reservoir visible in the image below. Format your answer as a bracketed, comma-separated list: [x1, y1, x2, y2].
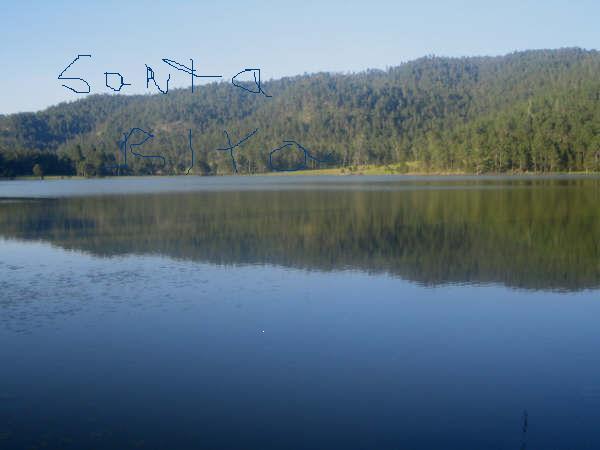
[1, 175, 599, 449]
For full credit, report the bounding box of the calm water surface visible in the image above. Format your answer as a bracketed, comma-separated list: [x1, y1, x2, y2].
[0, 175, 599, 449]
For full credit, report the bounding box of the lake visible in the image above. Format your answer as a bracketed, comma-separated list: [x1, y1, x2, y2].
[0, 175, 599, 450]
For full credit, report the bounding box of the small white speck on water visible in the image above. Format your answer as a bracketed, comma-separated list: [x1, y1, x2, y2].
[261, 330, 265, 333]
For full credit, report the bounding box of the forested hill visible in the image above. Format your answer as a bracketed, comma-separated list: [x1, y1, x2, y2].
[1, 48, 599, 176]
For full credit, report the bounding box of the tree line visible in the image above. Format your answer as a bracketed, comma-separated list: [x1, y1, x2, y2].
[0, 48, 599, 177]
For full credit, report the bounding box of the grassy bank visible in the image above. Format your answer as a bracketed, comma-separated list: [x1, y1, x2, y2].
[264, 163, 467, 176]
[4, 163, 600, 180]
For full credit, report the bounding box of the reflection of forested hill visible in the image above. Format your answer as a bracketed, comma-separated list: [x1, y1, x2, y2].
[1, 48, 600, 176]
[0, 178, 598, 291]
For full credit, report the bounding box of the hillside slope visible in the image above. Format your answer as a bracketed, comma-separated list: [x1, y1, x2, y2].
[1, 48, 599, 176]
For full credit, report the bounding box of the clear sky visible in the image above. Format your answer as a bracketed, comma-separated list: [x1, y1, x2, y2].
[0, 0, 598, 114]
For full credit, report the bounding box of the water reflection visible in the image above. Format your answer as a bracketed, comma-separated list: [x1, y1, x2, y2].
[0, 176, 598, 291]
[2, 177, 600, 450]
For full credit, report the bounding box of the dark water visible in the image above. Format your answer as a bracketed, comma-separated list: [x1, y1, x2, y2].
[0, 175, 599, 450]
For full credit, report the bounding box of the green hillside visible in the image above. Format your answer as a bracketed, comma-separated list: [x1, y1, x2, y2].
[1, 48, 599, 176]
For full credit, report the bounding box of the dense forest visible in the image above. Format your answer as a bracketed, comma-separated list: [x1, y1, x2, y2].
[1, 48, 599, 177]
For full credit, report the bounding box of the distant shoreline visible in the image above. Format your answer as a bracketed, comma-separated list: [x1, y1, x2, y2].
[3, 165, 600, 181]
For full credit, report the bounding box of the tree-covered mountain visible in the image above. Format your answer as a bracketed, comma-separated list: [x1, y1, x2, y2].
[1, 48, 599, 176]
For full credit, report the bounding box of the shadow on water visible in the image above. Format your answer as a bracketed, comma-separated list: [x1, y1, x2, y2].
[520, 410, 528, 450]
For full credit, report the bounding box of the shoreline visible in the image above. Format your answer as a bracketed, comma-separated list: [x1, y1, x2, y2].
[3, 167, 600, 181]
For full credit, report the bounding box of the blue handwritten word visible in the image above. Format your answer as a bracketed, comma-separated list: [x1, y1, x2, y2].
[111, 127, 331, 174]
[59, 54, 271, 96]
[269, 140, 333, 172]
[57, 55, 335, 175]
[232, 69, 271, 97]
[162, 58, 222, 93]
[58, 54, 91, 93]
[118, 128, 166, 167]
[214, 129, 259, 173]
[104, 72, 131, 92]
[187, 129, 195, 175]
[145, 64, 170, 94]
[111, 128, 197, 173]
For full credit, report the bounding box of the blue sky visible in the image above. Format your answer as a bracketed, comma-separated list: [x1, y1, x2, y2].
[0, 0, 598, 114]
